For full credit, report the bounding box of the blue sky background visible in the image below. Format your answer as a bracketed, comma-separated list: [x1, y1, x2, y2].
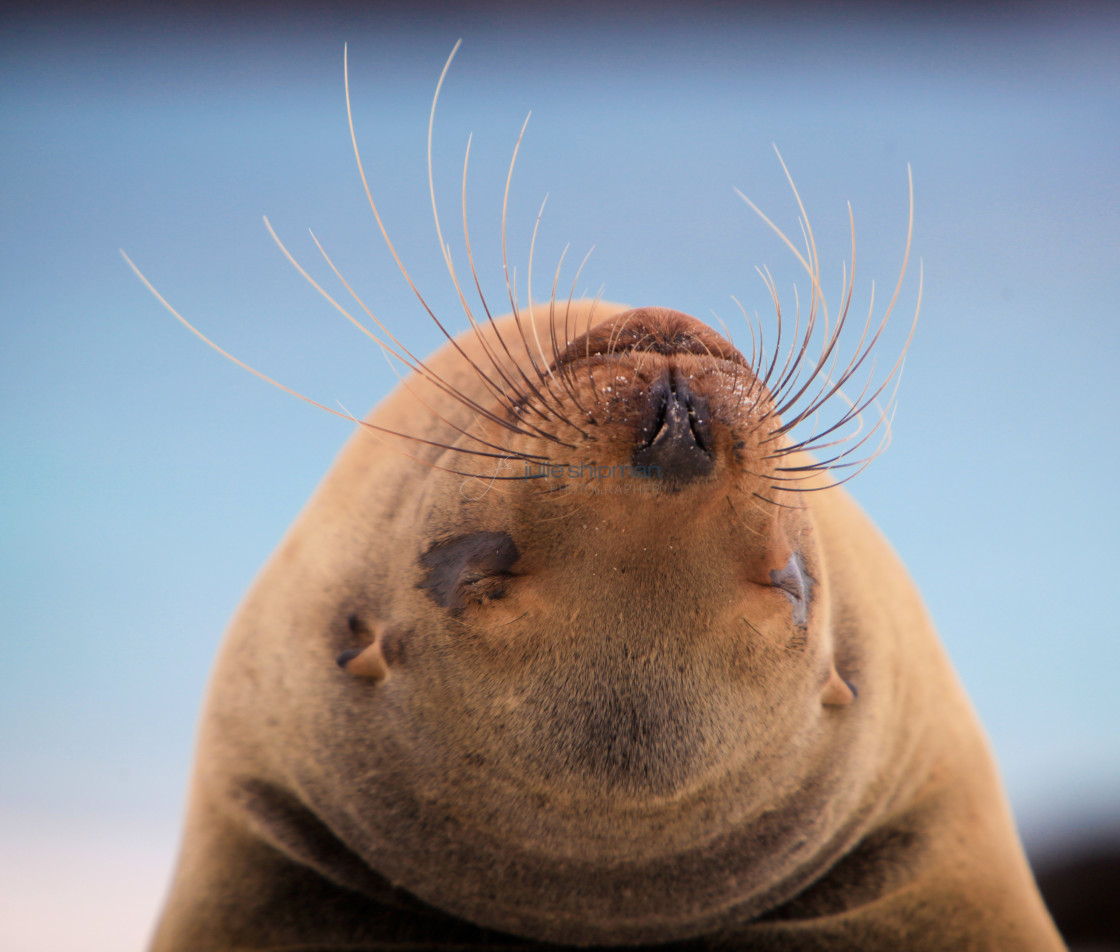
[2, 5, 1118, 949]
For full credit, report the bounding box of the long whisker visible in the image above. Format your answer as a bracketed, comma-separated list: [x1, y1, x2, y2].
[739, 155, 919, 494]
[119, 251, 537, 465]
[345, 42, 539, 431]
[264, 217, 563, 446]
[500, 112, 554, 387]
[459, 135, 577, 432]
[525, 193, 558, 381]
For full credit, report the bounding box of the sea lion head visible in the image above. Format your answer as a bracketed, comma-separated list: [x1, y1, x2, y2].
[122, 48, 913, 944]
[322, 302, 866, 943]
[137, 47, 1065, 952]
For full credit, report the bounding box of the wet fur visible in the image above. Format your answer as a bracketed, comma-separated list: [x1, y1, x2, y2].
[132, 44, 1064, 952]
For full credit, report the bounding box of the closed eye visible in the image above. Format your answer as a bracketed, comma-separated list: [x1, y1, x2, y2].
[769, 552, 804, 600]
[769, 552, 811, 626]
[419, 531, 521, 612]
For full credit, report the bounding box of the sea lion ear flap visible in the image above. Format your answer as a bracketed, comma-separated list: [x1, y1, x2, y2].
[337, 641, 389, 680]
[337, 616, 390, 681]
[821, 665, 856, 706]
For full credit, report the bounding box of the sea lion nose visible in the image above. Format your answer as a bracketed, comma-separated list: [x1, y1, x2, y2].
[631, 371, 715, 486]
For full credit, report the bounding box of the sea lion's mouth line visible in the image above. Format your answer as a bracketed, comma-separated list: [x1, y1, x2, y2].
[551, 332, 748, 373]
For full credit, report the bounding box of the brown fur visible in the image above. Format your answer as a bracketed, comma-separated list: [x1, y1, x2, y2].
[149, 300, 1063, 950]
[140, 42, 1063, 952]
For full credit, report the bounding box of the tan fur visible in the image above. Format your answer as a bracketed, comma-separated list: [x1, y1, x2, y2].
[150, 301, 1063, 951]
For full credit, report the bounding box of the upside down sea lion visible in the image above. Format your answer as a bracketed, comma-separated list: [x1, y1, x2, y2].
[138, 48, 1065, 952]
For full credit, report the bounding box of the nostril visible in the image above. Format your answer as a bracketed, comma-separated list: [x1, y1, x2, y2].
[686, 396, 711, 453]
[637, 390, 670, 450]
[631, 373, 715, 487]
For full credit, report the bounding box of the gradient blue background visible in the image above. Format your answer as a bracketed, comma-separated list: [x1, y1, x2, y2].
[2, 5, 1118, 949]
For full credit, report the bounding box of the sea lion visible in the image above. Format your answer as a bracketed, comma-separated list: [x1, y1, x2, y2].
[137, 47, 1064, 952]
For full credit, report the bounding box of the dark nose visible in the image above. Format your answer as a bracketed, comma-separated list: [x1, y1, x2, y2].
[632, 370, 715, 487]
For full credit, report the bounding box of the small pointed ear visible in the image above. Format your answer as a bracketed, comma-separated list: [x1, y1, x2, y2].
[337, 641, 389, 681]
[821, 666, 856, 706]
